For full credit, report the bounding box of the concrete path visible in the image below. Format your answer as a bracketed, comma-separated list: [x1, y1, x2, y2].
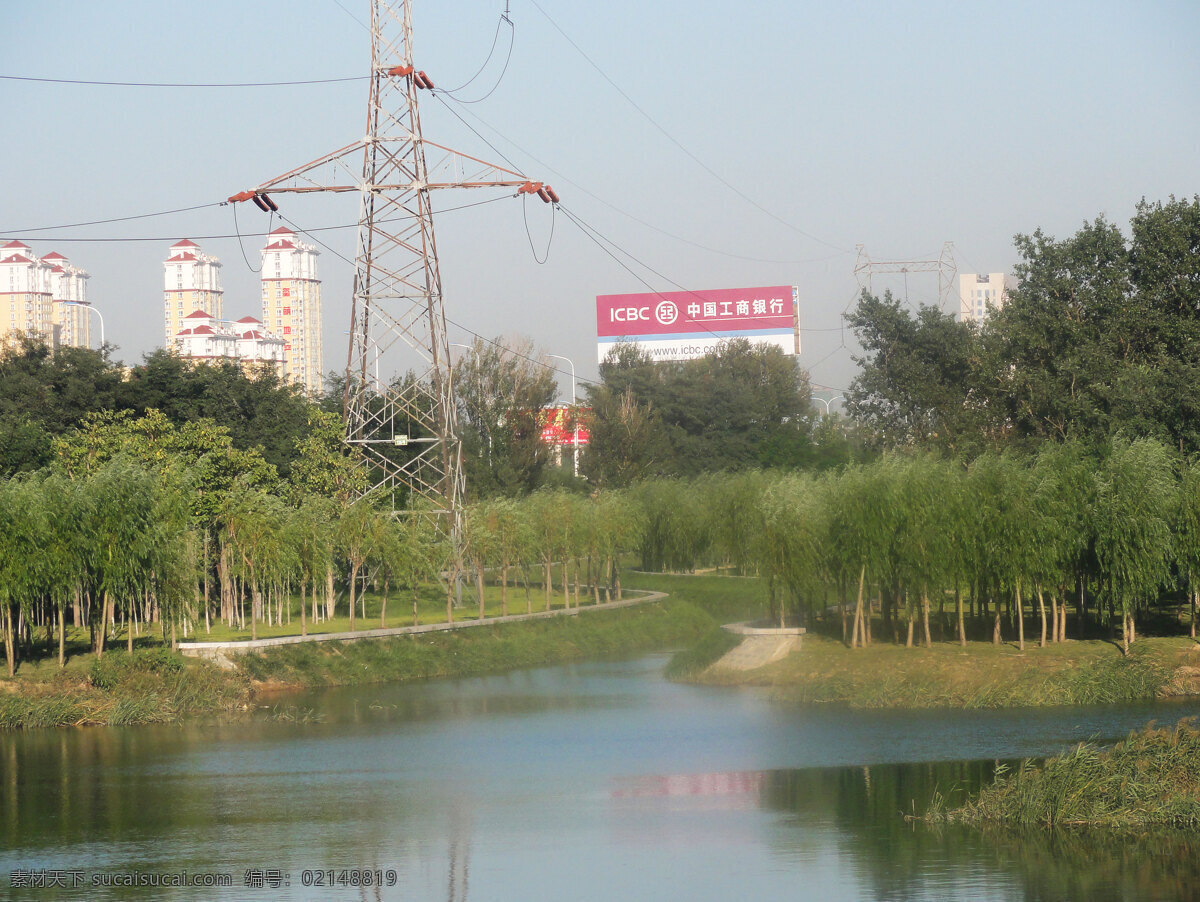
[177, 589, 666, 663]
[711, 635, 800, 671]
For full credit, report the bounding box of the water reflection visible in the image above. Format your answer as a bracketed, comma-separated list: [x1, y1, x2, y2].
[5, 657, 1200, 900]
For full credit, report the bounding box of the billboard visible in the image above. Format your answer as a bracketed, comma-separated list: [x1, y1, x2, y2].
[539, 406, 590, 446]
[596, 285, 799, 363]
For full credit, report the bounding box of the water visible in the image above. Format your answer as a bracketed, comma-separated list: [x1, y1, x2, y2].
[3, 654, 1200, 901]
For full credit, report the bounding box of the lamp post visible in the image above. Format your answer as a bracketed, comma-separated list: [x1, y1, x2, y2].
[63, 301, 103, 350]
[813, 395, 843, 416]
[546, 353, 578, 478]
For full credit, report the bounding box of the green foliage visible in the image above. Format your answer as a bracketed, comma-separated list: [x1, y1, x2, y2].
[584, 338, 813, 485]
[846, 197, 1200, 455]
[89, 647, 186, 690]
[951, 719, 1200, 828]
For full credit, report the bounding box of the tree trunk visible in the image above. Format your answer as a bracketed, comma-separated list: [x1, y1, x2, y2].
[955, 584, 966, 647]
[852, 564, 866, 649]
[1192, 589, 1198, 640]
[325, 562, 335, 620]
[413, 583, 420, 627]
[1016, 581, 1025, 651]
[921, 589, 931, 648]
[1037, 588, 1046, 648]
[477, 562, 486, 621]
[3, 603, 15, 677]
[992, 594, 1002, 646]
[500, 563, 509, 616]
[1050, 593, 1059, 643]
[300, 579, 308, 637]
[58, 604, 66, 669]
[348, 562, 359, 631]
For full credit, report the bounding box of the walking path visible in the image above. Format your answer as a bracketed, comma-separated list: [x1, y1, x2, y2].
[178, 589, 667, 662]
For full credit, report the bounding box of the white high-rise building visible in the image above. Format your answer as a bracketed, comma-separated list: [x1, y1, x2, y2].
[0, 241, 93, 349]
[163, 240, 223, 346]
[959, 273, 1016, 323]
[43, 252, 92, 349]
[260, 227, 322, 396]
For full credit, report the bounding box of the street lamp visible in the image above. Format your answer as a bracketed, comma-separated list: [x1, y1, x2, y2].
[63, 301, 103, 349]
[813, 395, 843, 416]
[546, 353, 578, 478]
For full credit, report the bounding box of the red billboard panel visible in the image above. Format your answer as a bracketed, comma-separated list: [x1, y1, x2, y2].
[596, 286, 798, 363]
[539, 406, 591, 446]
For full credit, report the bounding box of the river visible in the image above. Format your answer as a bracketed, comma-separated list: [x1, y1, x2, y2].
[4, 654, 1200, 900]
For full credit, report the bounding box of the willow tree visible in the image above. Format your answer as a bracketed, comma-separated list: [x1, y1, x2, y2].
[828, 460, 894, 647]
[79, 459, 160, 658]
[759, 472, 827, 629]
[892, 454, 955, 648]
[1175, 459, 1200, 638]
[0, 478, 49, 675]
[1094, 437, 1175, 654]
[1031, 441, 1095, 642]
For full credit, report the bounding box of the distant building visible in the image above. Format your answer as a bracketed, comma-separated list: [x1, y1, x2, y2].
[260, 226, 322, 395]
[959, 273, 1016, 323]
[43, 252, 92, 349]
[163, 240, 223, 346]
[173, 311, 285, 376]
[1, 241, 93, 349]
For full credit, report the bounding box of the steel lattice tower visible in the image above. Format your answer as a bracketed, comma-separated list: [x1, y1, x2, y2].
[230, 0, 553, 557]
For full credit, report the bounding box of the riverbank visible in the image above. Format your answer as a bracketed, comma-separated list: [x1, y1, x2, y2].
[933, 719, 1200, 828]
[690, 633, 1200, 708]
[0, 589, 726, 730]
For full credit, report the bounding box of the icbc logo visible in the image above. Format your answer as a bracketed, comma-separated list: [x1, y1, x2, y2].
[655, 300, 679, 325]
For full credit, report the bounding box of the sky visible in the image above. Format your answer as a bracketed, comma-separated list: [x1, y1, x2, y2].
[3, 0, 1198, 407]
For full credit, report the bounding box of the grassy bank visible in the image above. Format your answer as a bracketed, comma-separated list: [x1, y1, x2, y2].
[0, 648, 248, 730]
[935, 719, 1200, 828]
[0, 572, 762, 729]
[237, 596, 714, 688]
[693, 632, 1200, 709]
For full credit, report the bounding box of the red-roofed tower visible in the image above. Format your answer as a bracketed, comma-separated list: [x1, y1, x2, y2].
[260, 226, 322, 395]
[163, 240, 223, 346]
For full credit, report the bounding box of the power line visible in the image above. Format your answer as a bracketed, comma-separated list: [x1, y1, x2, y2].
[0, 74, 367, 88]
[437, 100, 847, 266]
[274, 210, 591, 389]
[525, 0, 851, 254]
[2, 194, 513, 244]
[1, 202, 227, 235]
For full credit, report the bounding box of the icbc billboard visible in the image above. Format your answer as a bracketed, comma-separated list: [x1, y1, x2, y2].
[596, 286, 799, 363]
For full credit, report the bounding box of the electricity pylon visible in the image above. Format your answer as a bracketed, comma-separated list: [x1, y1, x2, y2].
[230, 0, 556, 564]
[853, 242, 957, 311]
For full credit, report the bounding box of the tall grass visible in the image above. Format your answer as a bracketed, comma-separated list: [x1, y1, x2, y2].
[944, 719, 1200, 828]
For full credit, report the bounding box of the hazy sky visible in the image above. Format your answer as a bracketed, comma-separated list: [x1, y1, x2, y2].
[3, 0, 1197, 404]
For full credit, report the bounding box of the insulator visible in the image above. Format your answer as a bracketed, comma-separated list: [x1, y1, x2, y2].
[546, 187, 560, 204]
[417, 71, 435, 89]
[261, 194, 279, 212]
[228, 190, 255, 203]
[537, 187, 551, 203]
[387, 65, 414, 77]
[252, 195, 270, 212]
[518, 182, 536, 195]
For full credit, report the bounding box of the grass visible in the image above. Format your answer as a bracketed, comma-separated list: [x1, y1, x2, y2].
[692, 631, 1196, 709]
[0, 569, 765, 729]
[934, 719, 1200, 828]
[235, 597, 716, 688]
[0, 647, 248, 730]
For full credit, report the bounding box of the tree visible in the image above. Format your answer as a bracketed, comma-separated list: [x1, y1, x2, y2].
[845, 291, 987, 450]
[454, 336, 558, 497]
[584, 338, 812, 482]
[1093, 437, 1175, 654]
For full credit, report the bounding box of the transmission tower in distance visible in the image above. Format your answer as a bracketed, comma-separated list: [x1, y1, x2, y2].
[229, 0, 556, 555]
[853, 242, 957, 311]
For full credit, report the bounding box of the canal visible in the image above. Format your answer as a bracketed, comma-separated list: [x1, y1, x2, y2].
[3, 653, 1199, 900]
